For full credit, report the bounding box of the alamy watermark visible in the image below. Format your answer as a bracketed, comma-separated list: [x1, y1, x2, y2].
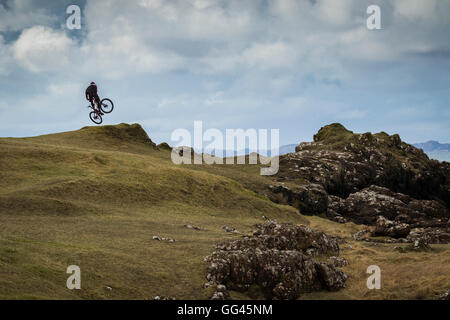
[66, 265, 81, 290]
[66, 4, 382, 31]
[170, 121, 279, 175]
[366, 265, 381, 289]
[66, 5, 81, 30]
[367, 5, 381, 30]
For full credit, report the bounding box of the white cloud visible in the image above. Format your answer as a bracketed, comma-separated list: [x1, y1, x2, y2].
[0, 35, 13, 74]
[13, 26, 75, 72]
[1, 0, 449, 143]
[0, 0, 55, 32]
[314, 0, 355, 26]
[242, 42, 298, 70]
[394, 0, 437, 20]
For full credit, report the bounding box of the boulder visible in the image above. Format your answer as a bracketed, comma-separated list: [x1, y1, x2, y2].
[372, 216, 411, 238]
[205, 221, 347, 300]
[327, 256, 349, 268]
[268, 183, 328, 215]
[407, 227, 450, 244]
[435, 290, 450, 300]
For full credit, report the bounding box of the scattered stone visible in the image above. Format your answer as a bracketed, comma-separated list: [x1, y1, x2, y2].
[154, 295, 175, 300]
[211, 291, 230, 300]
[216, 284, 227, 292]
[184, 224, 205, 231]
[222, 225, 238, 233]
[413, 238, 431, 251]
[327, 256, 349, 267]
[352, 229, 370, 241]
[435, 290, 450, 300]
[153, 236, 176, 242]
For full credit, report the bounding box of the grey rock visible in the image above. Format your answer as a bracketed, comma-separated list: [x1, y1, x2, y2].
[205, 221, 347, 300]
[435, 290, 450, 300]
[372, 216, 411, 238]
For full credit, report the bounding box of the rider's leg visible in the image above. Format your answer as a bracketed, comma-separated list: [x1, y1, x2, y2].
[89, 96, 95, 109]
[95, 96, 102, 114]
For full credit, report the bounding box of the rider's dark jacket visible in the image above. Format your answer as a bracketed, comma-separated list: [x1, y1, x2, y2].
[85, 84, 99, 102]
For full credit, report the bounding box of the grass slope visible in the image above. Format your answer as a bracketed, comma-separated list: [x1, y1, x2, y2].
[0, 124, 305, 299]
[0, 123, 448, 299]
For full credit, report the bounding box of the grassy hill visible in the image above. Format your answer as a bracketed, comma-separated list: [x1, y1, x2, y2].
[0, 123, 306, 299]
[0, 123, 449, 299]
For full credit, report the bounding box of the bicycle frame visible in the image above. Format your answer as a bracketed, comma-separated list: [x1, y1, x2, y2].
[88, 98, 101, 112]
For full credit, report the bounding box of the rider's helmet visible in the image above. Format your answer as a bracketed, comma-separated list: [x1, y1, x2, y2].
[90, 81, 95, 85]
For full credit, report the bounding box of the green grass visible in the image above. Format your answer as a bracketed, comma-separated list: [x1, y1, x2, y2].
[1, 123, 448, 300]
[0, 124, 305, 299]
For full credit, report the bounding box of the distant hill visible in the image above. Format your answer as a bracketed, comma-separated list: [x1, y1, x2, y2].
[202, 144, 298, 157]
[279, 144, 297, 155]
[413, 140, 450, 152]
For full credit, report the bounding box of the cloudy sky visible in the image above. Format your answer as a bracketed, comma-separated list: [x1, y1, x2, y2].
[0, 0, 449, 146]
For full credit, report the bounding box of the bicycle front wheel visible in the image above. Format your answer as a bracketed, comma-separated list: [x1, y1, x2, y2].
[89, 111, 103, 124]
[100, 98, 114, 113]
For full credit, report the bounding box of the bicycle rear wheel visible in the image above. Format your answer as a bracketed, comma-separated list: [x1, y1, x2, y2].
[100, 98, 114, 113]
[89, 111, 103, 124]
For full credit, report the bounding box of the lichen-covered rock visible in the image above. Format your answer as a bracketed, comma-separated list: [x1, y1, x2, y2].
[328, 185, 449, 228]
[435, 290, 450, 300]
[274, 123, 449, 217]
[327, 256, 349, 267]
[268, 183, 328, 215]
[263, 123, 449, 243]
[205, 221, 347, 300]
[220, 220, 341, 257]
[285, 124, 450, 207]
[407, 227, 450, 244]
[413, 238, 431, 251]
[372, 216, 411, 238]
[315, 262, 347, 290]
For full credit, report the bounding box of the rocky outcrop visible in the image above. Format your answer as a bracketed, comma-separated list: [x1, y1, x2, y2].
[327, 186, 449, 241]
[275, 123, 449, 207]
[268, 183, 328, 215]
[204, 221, 347, 300]
[407, 227, 450, 244]
[265, 123, 450, 243]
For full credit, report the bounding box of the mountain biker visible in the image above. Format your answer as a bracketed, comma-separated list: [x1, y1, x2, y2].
[85, 82, 102, 114]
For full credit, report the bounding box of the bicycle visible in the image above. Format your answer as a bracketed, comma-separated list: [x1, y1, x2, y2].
[88, 98, 114, 124]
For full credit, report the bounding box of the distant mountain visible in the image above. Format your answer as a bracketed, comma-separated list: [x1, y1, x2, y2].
[279, 144, 297, 155]
[203, 144, 298, 157]
[413, 140, 450, 152]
